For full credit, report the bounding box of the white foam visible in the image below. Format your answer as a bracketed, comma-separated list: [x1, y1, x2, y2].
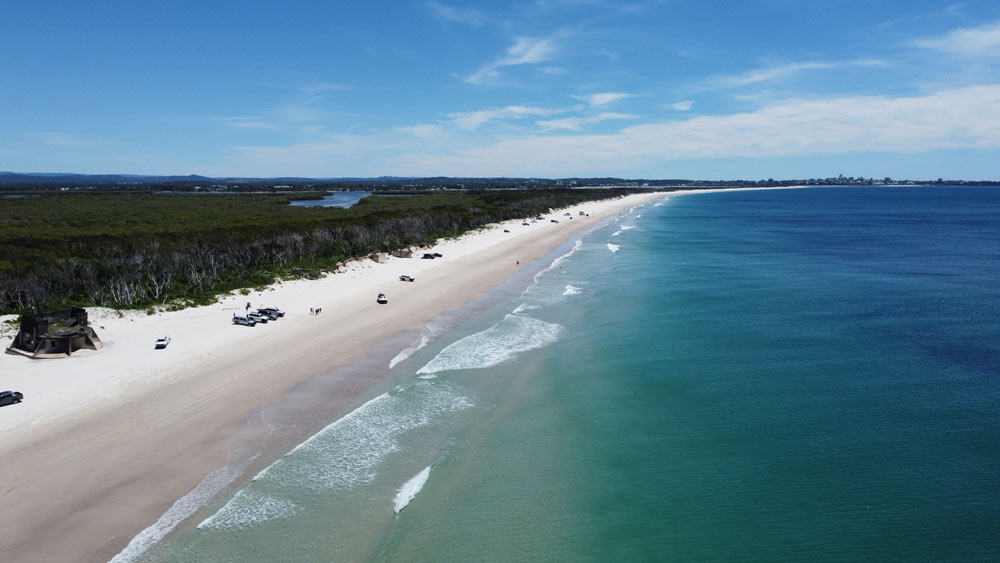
[563, 285, 581, 296]
[198, 491, 301, 531]
[394, 465, 432, 514]
[607, 243, 620, 253]
[512, 303, 540, 314]
[417, 374, 437, 380]
[620, 225, 636, 231]
[389, 334, 431, 369]
[417, 314, 564, 375]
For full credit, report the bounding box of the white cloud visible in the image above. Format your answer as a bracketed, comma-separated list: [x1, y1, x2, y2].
[667, 100, 693, 111]
[215, 85, 1000, 177]
[914, 20, 1000, 57]
[573, 92, 632, 106]
[537, 112, 636, 132]
[465, 36, 559, 84]
[447, 105, 562, 130]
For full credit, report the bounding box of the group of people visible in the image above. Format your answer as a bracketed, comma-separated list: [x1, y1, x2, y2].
[310, 307, 322, 315]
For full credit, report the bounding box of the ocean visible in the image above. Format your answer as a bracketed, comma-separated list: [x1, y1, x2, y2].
[131, 186, 1000, 562]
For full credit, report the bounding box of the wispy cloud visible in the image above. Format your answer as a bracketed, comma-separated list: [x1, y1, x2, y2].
[666, 100, 693, 111]
[537, 112, 636, 132]
[465, 35, 560, 85]
[26, 132, 88, 146]
[573, 92, 632, 106]
[913, 20, 1000, 57]
[393, 124, 448, 138]
[427, 1, 495, 27]
[696, 59, 887, 91]
[447, 105, 563, 130]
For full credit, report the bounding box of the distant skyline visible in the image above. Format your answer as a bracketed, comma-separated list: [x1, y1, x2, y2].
[3, 1, 1000, 179]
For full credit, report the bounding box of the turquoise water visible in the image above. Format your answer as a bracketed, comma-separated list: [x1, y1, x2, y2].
[137, 187, 1000, 562]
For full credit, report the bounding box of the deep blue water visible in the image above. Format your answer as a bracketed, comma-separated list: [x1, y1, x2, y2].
[137, 186, 1000, 562]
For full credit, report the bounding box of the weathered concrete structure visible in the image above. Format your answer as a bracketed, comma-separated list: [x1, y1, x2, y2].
[6, 307, 104, 359]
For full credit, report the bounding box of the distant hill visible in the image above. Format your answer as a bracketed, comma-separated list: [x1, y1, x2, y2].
[0, 172, 216, 185]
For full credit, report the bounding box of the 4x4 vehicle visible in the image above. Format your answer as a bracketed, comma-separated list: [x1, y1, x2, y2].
[377, 293, 388, 304]
[233, 315, 256, 326]
[0, 391, 24, 407]
[247, 312, 269, 323]
[259, 307, 284, 318]
[399, 275, 415, 282]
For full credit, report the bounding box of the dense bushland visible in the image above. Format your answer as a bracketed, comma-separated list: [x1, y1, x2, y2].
[0, 189, 641, 314]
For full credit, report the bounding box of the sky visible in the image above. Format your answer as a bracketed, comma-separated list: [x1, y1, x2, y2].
[2, 1, 1000, 180]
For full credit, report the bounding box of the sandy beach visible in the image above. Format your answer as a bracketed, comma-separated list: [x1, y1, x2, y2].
[0, 191, 666, 562]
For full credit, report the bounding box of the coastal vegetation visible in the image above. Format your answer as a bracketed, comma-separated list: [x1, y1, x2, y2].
[0, 188, 641, 314]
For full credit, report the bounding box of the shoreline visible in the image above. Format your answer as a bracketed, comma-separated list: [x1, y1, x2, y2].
[1, 191, 666, 562]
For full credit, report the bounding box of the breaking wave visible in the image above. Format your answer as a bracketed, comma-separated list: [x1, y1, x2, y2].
[417, 313, 564, 375]
[394, 465, 432, 514]
[198, 384, 472, 531]
[607, 244, 620, 253]
[563, 285, 581, 296]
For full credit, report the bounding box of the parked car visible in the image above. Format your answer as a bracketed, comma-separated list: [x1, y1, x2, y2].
[377, 293, 388, 304]
[256, 308, 280, 320]
[247, 312, 269, 323]
[550, 219, 559, 223]
[0, 391, 24, 407]
[422, 253, 435, 259]
[154, 336, 171, 349]
[399, 275, 415, 282]
[433, 252, 443, 257]
[233, 315, 256, 326]
[261, 307, 285, 317]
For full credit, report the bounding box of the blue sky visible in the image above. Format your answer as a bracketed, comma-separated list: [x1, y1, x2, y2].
[2, 1, 999, 179]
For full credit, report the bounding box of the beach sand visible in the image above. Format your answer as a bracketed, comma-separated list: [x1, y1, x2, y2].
[0, 191, 666, 562]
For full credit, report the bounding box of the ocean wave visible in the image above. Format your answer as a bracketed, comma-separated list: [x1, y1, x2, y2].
[563, 285, 581, 296]
[194, 383, 473, 532]
[394, 465, 432, 514]
[416, 313, 564, 375]
[607, 243, 620, 253]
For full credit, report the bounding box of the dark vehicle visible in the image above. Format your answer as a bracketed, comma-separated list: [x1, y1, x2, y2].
[247, 312, 269, 323]
[233, 315, 256, 326]
[377, 293, 388, 304]
[522, 222, 530, 226]
[399, 275, 415, 282]
[422, 253, 435, 259]
[433, 252, 443, 258]
[256, 308, 280, 320]
[154, 336, 171, 349]
[260, 307, 285, 317]
[550, 219, 559, 223]
[0, 391, 24, 407]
